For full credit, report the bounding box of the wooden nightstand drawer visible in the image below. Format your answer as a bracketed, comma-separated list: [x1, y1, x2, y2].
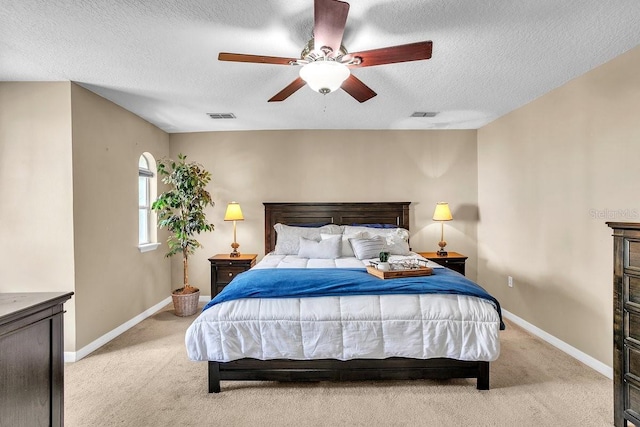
[217, 266, 246, 284]
[417, 252, 468, 276]
[438, 259, 464, 268]
[208, 254, 257, 298]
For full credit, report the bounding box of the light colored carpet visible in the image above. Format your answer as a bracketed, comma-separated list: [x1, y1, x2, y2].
[65, 303, 613, 427]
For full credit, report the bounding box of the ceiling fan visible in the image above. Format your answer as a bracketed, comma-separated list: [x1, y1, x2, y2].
[218, 0, 433, 103]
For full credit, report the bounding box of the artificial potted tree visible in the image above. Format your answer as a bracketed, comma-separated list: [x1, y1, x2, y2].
[152, 153, 214, 316]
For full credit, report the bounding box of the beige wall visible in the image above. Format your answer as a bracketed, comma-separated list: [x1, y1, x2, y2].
[0, 82, 77, 350]
[0, 82, 171, 353]
[70, 84, 171, 349]
[169, 130, 479, 295]
[477, 45, 640, 366]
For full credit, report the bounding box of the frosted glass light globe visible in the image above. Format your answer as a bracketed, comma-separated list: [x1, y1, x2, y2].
[299, 60, 350, 94]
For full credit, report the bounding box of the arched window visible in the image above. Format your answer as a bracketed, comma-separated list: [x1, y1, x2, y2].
[138, 153, 160, 252]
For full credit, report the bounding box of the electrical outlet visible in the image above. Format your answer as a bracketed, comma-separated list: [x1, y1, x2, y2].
[508, 276, 513, 288]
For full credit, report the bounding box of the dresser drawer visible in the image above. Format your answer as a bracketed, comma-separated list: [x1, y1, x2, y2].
[627, 311, 640, 343]
[627, 275, 640, 305]
[627, 381, 640, 415]
[628, 346, 640, 379]
[216, 266, 246, 285]
[627, 239, 640, 271]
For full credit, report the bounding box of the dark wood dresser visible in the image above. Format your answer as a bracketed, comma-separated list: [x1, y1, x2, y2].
[0, 292, 73, 427]
[608, 222, 640, 426]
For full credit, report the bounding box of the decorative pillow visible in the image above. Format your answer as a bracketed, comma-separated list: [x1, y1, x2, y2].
[348, 236, 385, 260]
[274, 223, 342, 255]
[298, 235, 341, 259]
[343, 225, 411, 255]
[321, 232, 362, 258]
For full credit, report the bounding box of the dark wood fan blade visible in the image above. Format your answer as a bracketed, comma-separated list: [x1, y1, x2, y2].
[314, 0, 350, 56]
[268, 77, 307, 102]
[218, 52, 298, 66]
[345, 41, 433, 68]
[341, 74, 377, 103]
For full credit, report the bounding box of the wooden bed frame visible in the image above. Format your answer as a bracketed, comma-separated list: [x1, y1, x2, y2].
[207, 202, 490, 392]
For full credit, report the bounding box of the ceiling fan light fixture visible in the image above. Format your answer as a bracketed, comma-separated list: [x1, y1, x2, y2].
[299, 60, 350, 94]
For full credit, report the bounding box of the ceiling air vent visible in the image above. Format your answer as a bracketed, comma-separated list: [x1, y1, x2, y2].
[411, 112, 438, 118]
[207, 113, 236, 119]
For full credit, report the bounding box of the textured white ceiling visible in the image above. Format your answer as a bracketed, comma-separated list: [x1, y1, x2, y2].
[1, 0, 639, 133]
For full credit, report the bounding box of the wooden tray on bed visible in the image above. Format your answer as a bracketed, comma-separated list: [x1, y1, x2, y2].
[366, 265, 433, 279]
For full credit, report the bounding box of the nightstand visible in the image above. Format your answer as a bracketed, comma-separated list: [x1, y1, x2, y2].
[418, 251, 468, 276]
[208, 254, 257, 297]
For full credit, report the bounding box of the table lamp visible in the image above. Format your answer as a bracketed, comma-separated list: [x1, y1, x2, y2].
[224, 202, 244, 257]
[432, 202, 453, 256]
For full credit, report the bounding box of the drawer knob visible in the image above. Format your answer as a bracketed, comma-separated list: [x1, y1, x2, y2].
[228, 272, 233, 277]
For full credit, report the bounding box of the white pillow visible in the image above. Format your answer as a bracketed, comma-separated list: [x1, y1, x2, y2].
[321, 232, 363, 258]
[298, 235, 341, 259]
[348, 236, 385, 260]
[274, 223, 342, 255]
[343, 225, 411, 255]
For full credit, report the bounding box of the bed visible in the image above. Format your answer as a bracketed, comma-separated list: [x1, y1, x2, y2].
[185, 202, 503, 393]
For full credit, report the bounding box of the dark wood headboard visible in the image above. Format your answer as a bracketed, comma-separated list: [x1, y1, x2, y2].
[263, 202, 410, 254]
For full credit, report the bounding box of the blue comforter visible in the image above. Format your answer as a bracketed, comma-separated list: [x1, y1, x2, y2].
[204, 268, 504, 330]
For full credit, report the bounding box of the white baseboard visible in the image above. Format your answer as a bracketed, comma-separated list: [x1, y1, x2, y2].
[64, 297, 172, 363]
[502, 308, 613, 379]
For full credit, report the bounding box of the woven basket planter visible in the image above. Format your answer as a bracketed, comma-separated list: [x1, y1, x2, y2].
[171, 289, 200, 317]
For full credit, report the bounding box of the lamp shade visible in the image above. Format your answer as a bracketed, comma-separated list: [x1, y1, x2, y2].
[299, 60, 350, 94]
[432, 202, 453, 221]
[224, 202, 244, 221]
